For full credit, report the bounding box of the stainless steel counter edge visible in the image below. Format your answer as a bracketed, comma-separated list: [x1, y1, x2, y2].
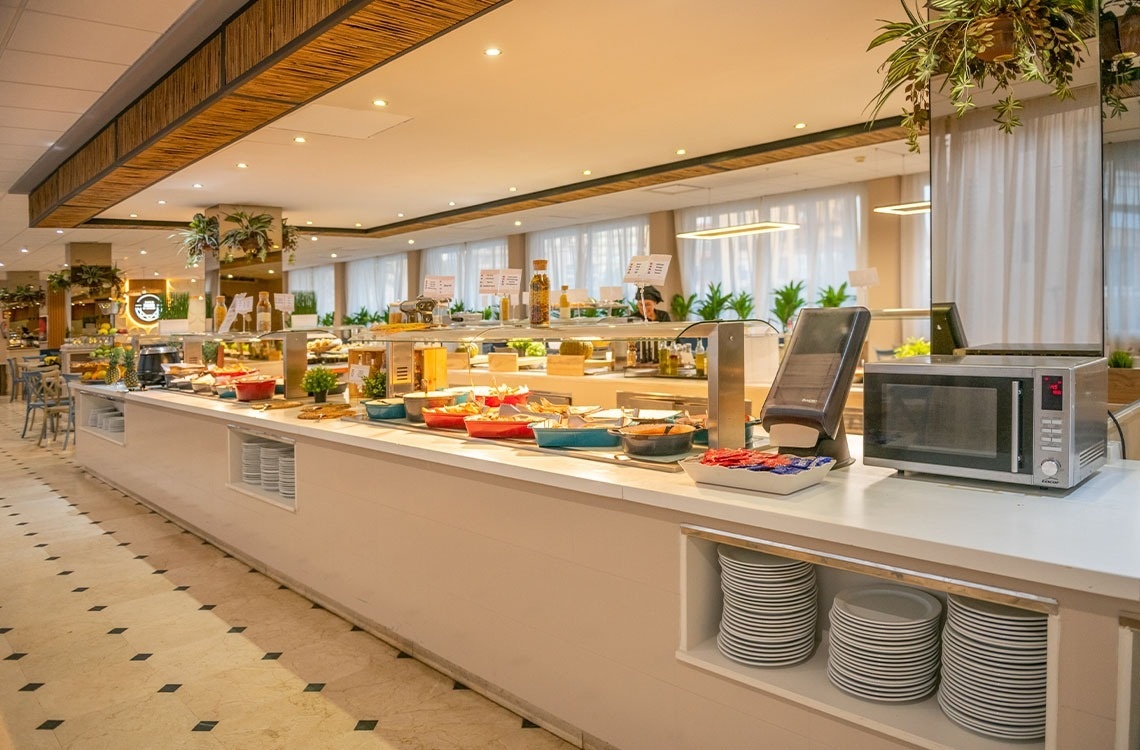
[76, 384, 1140, 602]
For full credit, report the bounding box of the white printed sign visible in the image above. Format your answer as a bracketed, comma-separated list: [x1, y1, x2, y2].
[274, 293, 294, 313]
[217, 306, 239, 334]
[478, 269, 500, 296]
[231, 293, 253, 314]
[347, 364, 371, 386]
[623, 254, 671, 285]
[498, 269, 523, 295]
[422, 275, 456, 300]
[566, 288, 589, 304]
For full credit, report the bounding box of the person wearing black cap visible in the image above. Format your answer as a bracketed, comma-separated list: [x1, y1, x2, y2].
[633, 286, 671, 321]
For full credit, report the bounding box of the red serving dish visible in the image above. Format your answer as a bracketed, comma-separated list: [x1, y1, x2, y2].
[463, 416, 540, 439]
[234, 377, 277, 402]
[422, 409, 472, 430]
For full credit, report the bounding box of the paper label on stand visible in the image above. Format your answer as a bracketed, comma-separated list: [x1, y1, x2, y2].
[232, 293, 253, 314]
[498, 269, 523, 295]
[274, 293, 294, 313]
[566, 288, 589, 304]
[478, 269, 500, 296]
[347, 364, 371, 386]
[623, 254, 671, 285]
[422, 276, 455, 300]
[217, 306, 239, 334]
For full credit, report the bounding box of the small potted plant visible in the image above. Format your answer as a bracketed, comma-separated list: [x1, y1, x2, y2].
[728, 291, 755, 320]
[173, 213, 220, 267]
[301, 366, 340, 403]
[290, 290, 319, 329]
[894, 337, 932, 358]
[867, 0, 1095, 152]
[816, 283, 854, 308]
[1108, 349, 1140, 404]
[670, 292, 698, 321]
[360, 371, 387, 400]
[770, 281, 807, 332]
[221, 210, 274, 262]
[158, 291, 191, 334]
[695, 282, 733, 321]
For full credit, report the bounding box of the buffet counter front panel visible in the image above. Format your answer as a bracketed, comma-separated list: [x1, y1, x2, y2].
[71, 385, 1140, 750]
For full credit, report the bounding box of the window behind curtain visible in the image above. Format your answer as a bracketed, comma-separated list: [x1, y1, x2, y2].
[420, 238, 508, 310]
[675, 185, 866, 323]
[1105, 140, 1140, 352]
[345, 253, 408, 316]
[285, 264, 335, 316]
[526, 216, 649, 299]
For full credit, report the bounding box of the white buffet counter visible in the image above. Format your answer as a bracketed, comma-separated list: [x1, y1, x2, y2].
[72, 384, 1140, 750]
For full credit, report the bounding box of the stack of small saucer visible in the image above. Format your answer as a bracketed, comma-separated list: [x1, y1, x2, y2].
[259, 444, 290, 492]
[278, 452, 296, 500]
[241, 441, 267, 484]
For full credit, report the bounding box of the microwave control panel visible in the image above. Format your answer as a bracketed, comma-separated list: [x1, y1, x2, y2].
[1035, 373, 1067, 483]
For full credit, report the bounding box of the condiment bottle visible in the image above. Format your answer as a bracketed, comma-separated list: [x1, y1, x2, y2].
[500, 294, 511, 322]
[213, 295, 227, 332]
[559, 285, 571, 320]
[256, 291, 272, 333]
[694, 339, 708, 377]
[529, 259, 550, 327]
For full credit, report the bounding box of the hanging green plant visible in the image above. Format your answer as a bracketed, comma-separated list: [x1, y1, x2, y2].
[220, 210, 274, 262]
[867, 0, 1095, 152]
[173, 213, 220, 267]
[47, 270, 72, 292]
[280, 217, 299, 265]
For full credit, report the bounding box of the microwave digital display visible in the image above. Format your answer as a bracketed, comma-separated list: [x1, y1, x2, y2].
[1041, 376, 1064, 411]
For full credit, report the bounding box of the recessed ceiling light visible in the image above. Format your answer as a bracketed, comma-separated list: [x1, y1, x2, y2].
[0, 262, 4, 267]
[582, 169, 592, 176]
[484, 47, 502, 56]
[140, 250, 147, 255]
[514, 220, 522, 226]
[236, 162, 248, 169]
[354, 222, 362, 228]
[331, 253, 338, 258]
[227, 273, 234, 279]
[794, 122, 806, 129]
[20, 247, 28, 253]
[305, 220, 313, 225]
[55, 230, 63, 234]
[373, 99, 387, 107]
[63, 263, 69, 267]
[192, 263, 199, 268]
[130, 213, 138, 218]
[157, 200, 166, 205]
[190, 278, 196, 283]
[676, 148, 686, 155]
[407, 239, 415, 245]
[192, 183, 203, 188]
[310, 236, 318, 241]
[397, 212, 404, 218]
[293, 136, 306, 143]
[509, 186, 517, 192]
[448, 201, 456, 207]
[268, 269, 275, 274]
[153, 271, 159, 276]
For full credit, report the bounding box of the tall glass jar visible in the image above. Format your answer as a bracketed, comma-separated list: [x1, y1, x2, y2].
[256, 291, 272, 333]
[213, 295, 227, 331]
[529, 259, 550, 327]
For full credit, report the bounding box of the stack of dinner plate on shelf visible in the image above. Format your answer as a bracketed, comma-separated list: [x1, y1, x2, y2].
[260, 444, 289, 492]
[278, 452, 296, 500]
[715, 544, 818, 667]
[241, 441, 267, 485]
[103, 414, 125, 433]
[938, 595, 1047, 740]
[827, 584, 942, 702]
[88, 407, 117, 428]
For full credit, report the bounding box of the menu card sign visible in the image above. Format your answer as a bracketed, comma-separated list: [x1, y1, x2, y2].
[498, 269, 523, 295]
[422, 275, 455, 300]
[623, 254, 671, 285]
[231, 293, 253, 314]
[566, 288, 590, 304]
[478, 269, 500, 296]
[274, 293, 294, 313]
[347, 364, 371, 386]
[217, 306, 239, 334]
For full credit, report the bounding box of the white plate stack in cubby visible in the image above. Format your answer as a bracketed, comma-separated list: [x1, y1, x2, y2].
[241, 441, 268, 484]
[715, 545, 818, 667]
[278, 453, 295, 500]
[260, 444, 290, 492]
[827, 584, 942, 702]
[938, 595, 1047, 740]
[89, 407, 120, 430]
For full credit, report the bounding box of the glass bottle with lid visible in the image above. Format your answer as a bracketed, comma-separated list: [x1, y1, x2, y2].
[559, 285, 571, 320]
[256, 291, 272, 333]
[530, 259, 550, 327]
[213, 295, 227, 332]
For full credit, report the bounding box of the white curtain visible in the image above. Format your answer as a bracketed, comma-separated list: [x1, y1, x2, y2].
[526, 216, 649, 299]
[900, 173, 931, 339]
[1105, 139, 1140, 352]
[345, 253, 408, 316]
[420, 238, 508, 310]
[285, 264, 335, 316]
[931, 88, 1101, 346]
[675, 184, 866, 323]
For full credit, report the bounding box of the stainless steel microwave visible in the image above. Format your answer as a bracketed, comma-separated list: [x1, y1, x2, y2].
[862, 356, 1107, 488]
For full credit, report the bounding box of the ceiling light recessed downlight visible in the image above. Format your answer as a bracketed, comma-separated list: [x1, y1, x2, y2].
[129, 213, 138, 218]
[153, 271, 159, 276]
[227, 274, 234, 279]
[293, 136, 306, 143]
[676, 148, 686, 156]
[55, 230, 63, 234]
[582, 169, 592, 176]
[509, 186, 517, 192]
[268, 269, 275, 274]
[20, 248, 28, 253]
[407, 239, 415, 245]
[354, 223, 362, 228]
[310, 236, 318, 241]
[397, 212, 404, 218]
[372, 99, 387, 107]
[448, 201, 456, 207]
[330, 253, 338, 258]
[676, 222, 801, 240]
[306, 220, 313, 225]
[484, 47, 502, 56]
[794, 122, 807, 129]
[63, 263, 68, 268]
[872, 200, 932, 216]
[191, 278, 196, 283]
[236, 163, 248, 169]
[193, 183, 203, 189]
[140, 250, 147, 255]
[158, 200, 166, 205]
[514, 220, 522, 226]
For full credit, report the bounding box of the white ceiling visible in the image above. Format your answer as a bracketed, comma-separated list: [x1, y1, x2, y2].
[0, 0, 920, 283]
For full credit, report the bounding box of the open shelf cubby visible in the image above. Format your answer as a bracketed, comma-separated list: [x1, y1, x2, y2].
[678, 526, 1058, 750]
[226, 425, 297, 512]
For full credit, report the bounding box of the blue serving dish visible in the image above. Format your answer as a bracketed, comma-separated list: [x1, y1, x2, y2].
[531, 424, 622, 449]
[363, 398, 406, 420]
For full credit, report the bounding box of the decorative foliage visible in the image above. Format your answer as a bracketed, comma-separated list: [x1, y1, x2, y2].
[220, 210, 274, 262]
[160, 292, 191, 320]
[1109, 349, 1135, 368]
[292, 290, 318, 315]
[816, 282, 855, 307]
[0, 285, 46, 308]
[68, 264, 124, 298]
[47, 270, 72, 292]
[173, 213, 220, 267]
[695, 282, 733, 321]
[301, 365, 340, 394]
[360, 371, 387, 399]
[670, 292, 698, 321]
[894, 336, 933, 358]
[728, 291, 755, 320]
[770, 281, 807, 331]
[867, 0, 1095, 152]
[280, 217, 299, 265]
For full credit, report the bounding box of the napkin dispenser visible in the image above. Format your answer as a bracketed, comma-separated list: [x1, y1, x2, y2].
[760, 307, 870, 468]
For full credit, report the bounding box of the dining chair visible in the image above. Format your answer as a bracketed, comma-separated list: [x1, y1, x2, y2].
[21, 366, 61, 439]
[6, 357, 21, 402]
[40, 374, 74, 448]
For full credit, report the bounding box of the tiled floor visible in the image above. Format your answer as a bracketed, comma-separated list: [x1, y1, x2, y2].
[0, 398, 573, 749]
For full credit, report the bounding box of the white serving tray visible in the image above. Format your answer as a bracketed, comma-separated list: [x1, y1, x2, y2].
[679, 457, 832, 495]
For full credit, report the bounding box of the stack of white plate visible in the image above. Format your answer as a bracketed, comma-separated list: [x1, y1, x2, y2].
[278, 453, 296, 500]
[241, 441, 266, 484]
[88, 407, 117, 428]
[938, 595, 1047, 740]
[716, 545, 817, 667]
[827, 584, 942, 702]
[104, 415, 125, 433]
[260, 445, 290, 491]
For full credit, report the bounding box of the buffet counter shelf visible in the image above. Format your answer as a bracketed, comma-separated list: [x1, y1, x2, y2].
[70, 383, 1140, 749]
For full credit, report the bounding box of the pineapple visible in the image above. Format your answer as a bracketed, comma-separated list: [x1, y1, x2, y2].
[122, 350, 140, 389]
[104, 348, 121, 384]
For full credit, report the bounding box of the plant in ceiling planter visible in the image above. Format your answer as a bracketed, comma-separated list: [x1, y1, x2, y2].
[69, 263, 124, 299]
[280, 217, 299, 265]
[867, 0, 1096, 152]
[221, 210, 274, 263]
[2, 285, 46, 307]
[173, 212, 220, 268]
[46, 270, 72, 293]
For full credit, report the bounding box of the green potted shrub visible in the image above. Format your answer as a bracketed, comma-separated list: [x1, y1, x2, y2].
[695, 283, 733, 321]
[816, 283, 854, 308]
[1108, 350, 1140, 403]
[173, 213, 220, 267]
[894, 337, 932, 358]
[728, 291, 755, 320]
[360, 371, 387, 400]
[301, 366, 340, 403]
[670, 292, 698, 321]
[159, 292, 191, 334]
[290, 290, 319, 329]
[770, 281, 807, 332]
[221, 210, 274, 262]
[867, 0, 1095, 152]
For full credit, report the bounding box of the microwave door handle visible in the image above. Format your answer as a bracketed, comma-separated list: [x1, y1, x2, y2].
[1010, 383, 1020, 473]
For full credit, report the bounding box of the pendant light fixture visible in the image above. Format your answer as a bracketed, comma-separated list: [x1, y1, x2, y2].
[872, 200, 931, 216]
[676, 221, 800, 240]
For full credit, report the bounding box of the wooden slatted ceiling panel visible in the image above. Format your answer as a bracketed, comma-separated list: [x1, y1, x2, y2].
[30, 0, 505, 228]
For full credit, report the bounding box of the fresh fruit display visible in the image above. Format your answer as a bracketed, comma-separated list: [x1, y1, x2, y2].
[507, 339, 546, 357]
[558, 340, 594, 358]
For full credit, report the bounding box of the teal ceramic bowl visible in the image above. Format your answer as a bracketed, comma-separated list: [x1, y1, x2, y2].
[531, 424, 621, 449]
[363, 398, 406, 420]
